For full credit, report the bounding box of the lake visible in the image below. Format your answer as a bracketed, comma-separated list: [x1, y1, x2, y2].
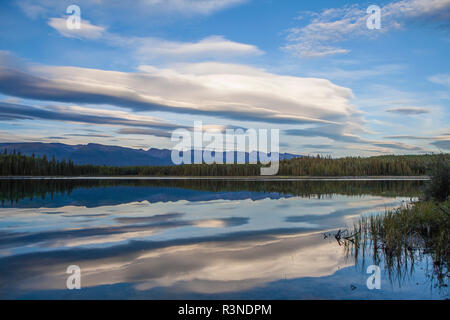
[0, 178, 447, 299]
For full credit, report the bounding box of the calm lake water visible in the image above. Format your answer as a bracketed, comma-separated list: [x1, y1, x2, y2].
[0, 178, 447, 299]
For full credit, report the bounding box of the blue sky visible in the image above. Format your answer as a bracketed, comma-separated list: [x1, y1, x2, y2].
[0, 0, 449, 156]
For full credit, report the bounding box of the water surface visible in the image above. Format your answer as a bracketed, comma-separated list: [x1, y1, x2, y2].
[0, 179, 446, 299]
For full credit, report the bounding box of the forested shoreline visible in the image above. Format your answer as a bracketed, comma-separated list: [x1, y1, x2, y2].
[0, 179, 425, 205]
[0, 149, 446, 177]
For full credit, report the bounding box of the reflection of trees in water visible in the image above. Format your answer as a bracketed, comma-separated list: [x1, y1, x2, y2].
[0, 179, 425, 205]
[338, 202, 449, 295]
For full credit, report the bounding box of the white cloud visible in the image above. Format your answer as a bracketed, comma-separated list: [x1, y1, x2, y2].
[0, 52, 432, 152]
[31, 61, 354, 124]
[48, 18, 105, 40]
[134, 36, 263, 62]
[0, 53, 357, 131]
[428, 73, 450, 87]
[285, 0, 450, 58]
[47, 17, 262, 62]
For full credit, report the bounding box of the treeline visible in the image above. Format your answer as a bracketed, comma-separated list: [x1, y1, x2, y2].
[0, 149, 77, 176]
[0, 149, 446, 177]
[277, 154, 435, 176]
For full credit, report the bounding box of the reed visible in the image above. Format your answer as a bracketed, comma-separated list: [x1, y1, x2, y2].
[348, 200, 449, 288]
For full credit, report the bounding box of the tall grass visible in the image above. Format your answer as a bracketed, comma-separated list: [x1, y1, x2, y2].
[349, 200, 449, 287]
[345, 156, 449, 289]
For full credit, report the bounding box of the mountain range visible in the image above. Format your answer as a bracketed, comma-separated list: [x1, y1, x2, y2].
[0, 142, 302, 167]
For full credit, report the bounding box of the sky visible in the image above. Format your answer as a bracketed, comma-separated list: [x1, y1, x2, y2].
[0, 0, 449, 157]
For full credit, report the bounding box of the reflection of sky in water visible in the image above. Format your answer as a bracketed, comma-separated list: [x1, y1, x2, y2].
[0, 195, 407, 254]
[0, 183, 445, 299]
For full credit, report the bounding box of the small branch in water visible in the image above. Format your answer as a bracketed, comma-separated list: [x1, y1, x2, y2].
[333, 229, 359, 246]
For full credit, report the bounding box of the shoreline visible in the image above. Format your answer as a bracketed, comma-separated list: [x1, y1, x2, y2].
[0, 176, 430, 181]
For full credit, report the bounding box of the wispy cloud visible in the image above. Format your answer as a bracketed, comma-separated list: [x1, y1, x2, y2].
[285, 0, 450, 58]
[46, 16, 262, 63]
[64, 133, 112, 138]
[384, 134, 448, 140]
[384, 134, 450, 150]
[19, 0, 247, 18]
[428, 73, 450, 87]
[117, 128, 173, 138]
[285, 126, 424, 151]
[301, 144, 334, 149]
[47, 18, 105, 40]
[431, 140, 450, 150]
[308, 64, 405, 81]
[385, 107, 430, 114]
[133, 35, 263, 62]
[17, 1, 48, 19]
[136, 0, 248, 15]
[0, 101, 185, 132]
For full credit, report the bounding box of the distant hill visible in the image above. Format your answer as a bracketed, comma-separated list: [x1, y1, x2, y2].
[0, 142, 302, 167]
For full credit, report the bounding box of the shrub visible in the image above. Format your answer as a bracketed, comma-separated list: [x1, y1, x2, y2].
[425, 154, 449, 202]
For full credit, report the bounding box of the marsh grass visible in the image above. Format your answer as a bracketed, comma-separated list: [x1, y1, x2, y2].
[341, 155, 450, 290]
[344, 200, 449, 289]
